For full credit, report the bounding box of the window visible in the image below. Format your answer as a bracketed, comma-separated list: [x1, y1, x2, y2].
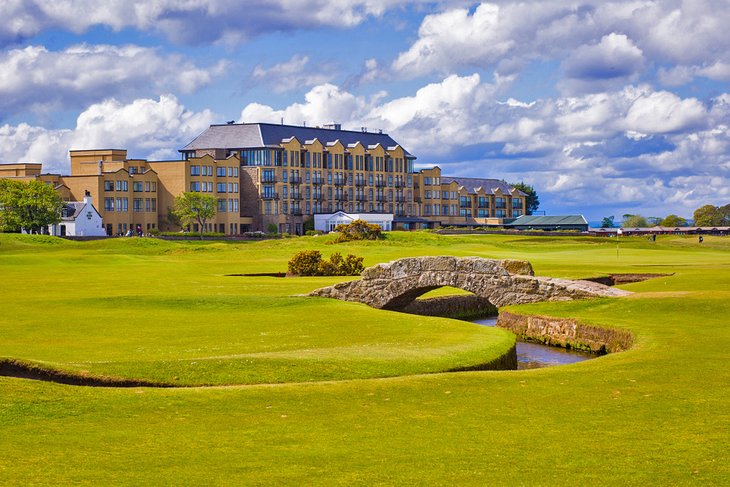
[133, 198, 143, 212]
[190, 165, 200, 176]
[133, 181, 143, 192]
[151, 199, 156, 211]
[115, 180, 128, 191]
[145, 181, 151, 192]
[217, 183, 227, 193]
[104, 198, 114, 211]
[190, 182, 201, 192]
[116, 198, 128, 212]
[207, 182, 213, 192]
[104, 180, 114, 191]
[145, 199, 151, 212]
[240, 149, 273, 166]
[218, 199, 227, 212]
[217, 167, 227, 177]
[228, 183, 234, 193]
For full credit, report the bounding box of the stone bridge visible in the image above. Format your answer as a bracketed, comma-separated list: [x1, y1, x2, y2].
[309, 256, 630, 310]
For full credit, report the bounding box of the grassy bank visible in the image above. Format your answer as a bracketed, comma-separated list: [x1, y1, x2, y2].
[0, 232, 728, 485]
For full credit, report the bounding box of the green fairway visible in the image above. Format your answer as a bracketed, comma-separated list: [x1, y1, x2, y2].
[1, 232, 728, 485]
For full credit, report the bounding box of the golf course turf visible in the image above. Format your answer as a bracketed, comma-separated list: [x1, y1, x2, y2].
[0, 232, 727, 485]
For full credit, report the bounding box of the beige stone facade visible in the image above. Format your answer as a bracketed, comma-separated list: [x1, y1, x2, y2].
[412, 166, 526, 227]
[2, 123, 529, 236]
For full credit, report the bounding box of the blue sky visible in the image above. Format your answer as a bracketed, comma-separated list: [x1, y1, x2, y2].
[1, 1, 729, 221]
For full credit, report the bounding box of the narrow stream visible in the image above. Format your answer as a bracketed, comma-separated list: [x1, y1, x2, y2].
[472, 317, 594, 370]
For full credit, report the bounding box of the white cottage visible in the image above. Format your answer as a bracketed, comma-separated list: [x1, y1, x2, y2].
[314, 211, 393, 233]
[50, 193, 106, 237]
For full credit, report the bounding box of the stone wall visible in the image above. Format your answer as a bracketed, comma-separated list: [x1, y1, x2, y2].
[497, 311, 634, 354]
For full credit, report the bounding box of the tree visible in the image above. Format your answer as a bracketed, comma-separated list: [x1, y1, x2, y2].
[600, 216, 615, 228]
[0, 179, 63, 234]
[621, 214, 648, 228]
[510, 182, 539, 215]
[647, 217, 662, 227]
[172, 192, 217, 239]
[659, 214, 687, 227]
[693, 204, 730, 227]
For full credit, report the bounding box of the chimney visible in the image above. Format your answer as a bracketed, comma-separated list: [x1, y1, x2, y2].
[84, 190, 92, 206]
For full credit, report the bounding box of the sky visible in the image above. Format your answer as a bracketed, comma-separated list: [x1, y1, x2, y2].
[1, 1, 729, 221]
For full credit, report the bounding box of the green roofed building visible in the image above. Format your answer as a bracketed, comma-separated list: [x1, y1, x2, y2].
[504, 215, 588, 232]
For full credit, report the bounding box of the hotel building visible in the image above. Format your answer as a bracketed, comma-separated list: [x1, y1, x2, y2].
[180, 122, 417, 235]
[1, 122, 527, 235]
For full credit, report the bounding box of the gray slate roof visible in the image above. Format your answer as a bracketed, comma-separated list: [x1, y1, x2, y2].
[61, 202, 85, 220]
[441, 176, 527, 196]
[505, 215, 588, 226]
[181, 123, 414, 158]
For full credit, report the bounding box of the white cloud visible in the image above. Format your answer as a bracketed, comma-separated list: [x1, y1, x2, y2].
[560, 33, 644, 93]
[0, 0, 415, 46]
[0, 44, 220, 117]
[240, 83, 368, 127]
[624, 91, 707, 135]
[392, 4, 515, 77]
[389, 1, 730, 92]
[251, 55, 334, 93]
[0, 95, 215, 172]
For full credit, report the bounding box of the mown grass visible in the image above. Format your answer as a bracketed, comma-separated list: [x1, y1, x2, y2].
[0, 232, 728, 485]
[0, 234, 512, 385]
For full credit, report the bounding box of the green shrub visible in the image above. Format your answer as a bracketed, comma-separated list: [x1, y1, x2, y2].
[287, 250, 364, 276]
[288, 250, 323, 276]
[333, 220, 383, 243]
[266, 223, 278, 234]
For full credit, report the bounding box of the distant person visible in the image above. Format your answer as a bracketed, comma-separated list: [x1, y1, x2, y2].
[699, 235, 704, 243]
